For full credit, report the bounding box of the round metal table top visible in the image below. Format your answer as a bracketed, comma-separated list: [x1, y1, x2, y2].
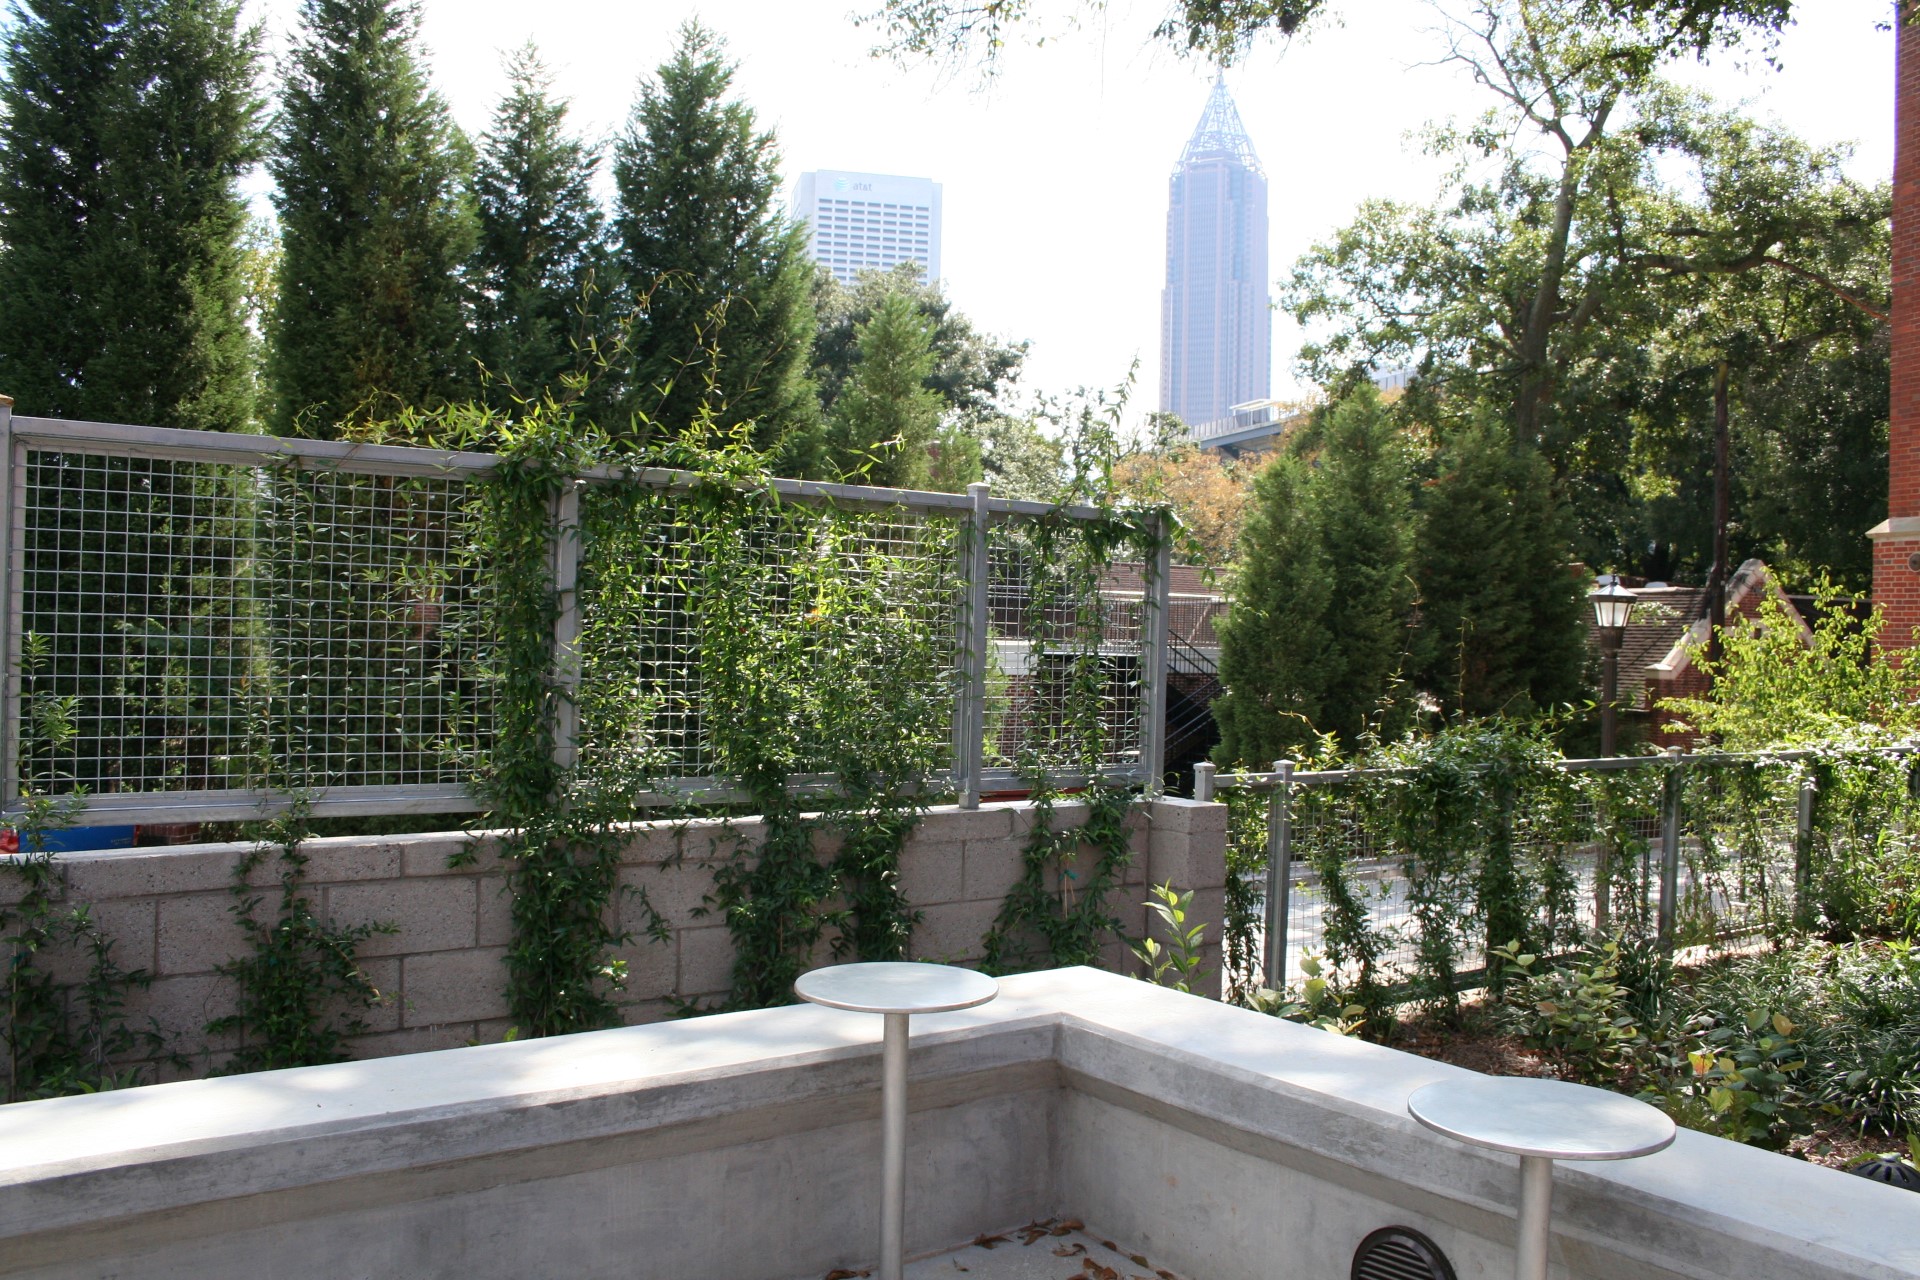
[794, 961, 999, 1016]
[1407, 1076, 1676, 1161]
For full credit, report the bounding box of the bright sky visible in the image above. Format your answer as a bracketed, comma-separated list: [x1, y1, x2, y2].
[240, 0, 1895, 418]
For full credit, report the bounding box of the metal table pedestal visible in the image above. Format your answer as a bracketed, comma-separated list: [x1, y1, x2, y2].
[1408, 1076, 1675, 1280]
[795, 961, 998, 1280]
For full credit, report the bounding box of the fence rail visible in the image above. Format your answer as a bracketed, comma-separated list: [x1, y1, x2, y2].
[1194, 743, 1918, 998]
[0, 409, 1171, 825]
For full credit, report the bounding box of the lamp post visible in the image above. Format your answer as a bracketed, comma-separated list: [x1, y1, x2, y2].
[1589, 577, 1636, 758]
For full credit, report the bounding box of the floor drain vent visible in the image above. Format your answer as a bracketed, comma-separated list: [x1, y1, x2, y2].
[1351, 1226, 1457, 1280]
[1851, 1157, 1920, 1192]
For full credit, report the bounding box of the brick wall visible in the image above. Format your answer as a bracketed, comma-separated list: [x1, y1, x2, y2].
[1, 798, 1228, 1081]
[1876, 3, 1920, 646]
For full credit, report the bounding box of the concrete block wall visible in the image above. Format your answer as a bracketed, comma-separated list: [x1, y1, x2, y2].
[0, 798, 1227, 1079]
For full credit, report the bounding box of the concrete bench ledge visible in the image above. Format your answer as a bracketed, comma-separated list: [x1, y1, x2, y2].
[1, 968, 1915, 1280]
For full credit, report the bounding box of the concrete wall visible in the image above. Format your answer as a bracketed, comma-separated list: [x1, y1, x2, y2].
[0, 968, 1912, 1280]
[1, 798, 1227, 1078]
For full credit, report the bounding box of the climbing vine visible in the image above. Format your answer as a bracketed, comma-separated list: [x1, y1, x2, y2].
[211, 796, 395, 1071]
[1, 635, 160, 1100]
[982, 389, 1160, 974]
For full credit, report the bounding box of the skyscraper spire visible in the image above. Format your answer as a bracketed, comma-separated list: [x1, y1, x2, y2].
[1160, 78, 1271, 436]
[1179, 76, 1262, 174]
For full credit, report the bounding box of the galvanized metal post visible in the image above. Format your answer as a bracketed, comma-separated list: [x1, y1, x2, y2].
[1794, 771, 1816, 932]
[1262, 759, 1294, 991]
[0, 395, 16, 813]
[1192, 760, 1216, 803]
[880, 1011, 909, 1280]
[1656, 746, 1684, 952]
[954, 481, 991, 809]
[549, 481, 582, 776]
[1137, 508, 1172, 796]
[1516, 1155, 1554, 1280]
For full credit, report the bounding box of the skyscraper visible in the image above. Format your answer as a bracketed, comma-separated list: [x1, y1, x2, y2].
[793, 170, 943, 286]
[1159, 80, 1271, 436]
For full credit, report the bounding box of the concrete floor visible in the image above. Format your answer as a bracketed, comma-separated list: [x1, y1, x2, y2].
[898, 1221, 1186, 1279]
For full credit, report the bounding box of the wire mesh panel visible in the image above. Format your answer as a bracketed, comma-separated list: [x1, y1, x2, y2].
[1676, 759, 1802, 948]
[4, 417, 1161, 820]
[572, 486, 962, 793]
[1219, 758, 1732, 1000]
[12, 442, 492, 811]
[982, 520, 1146, 776]
[15, 449, 259, 797]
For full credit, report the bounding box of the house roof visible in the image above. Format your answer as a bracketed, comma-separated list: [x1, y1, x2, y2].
[1583, 559, 1812, 707]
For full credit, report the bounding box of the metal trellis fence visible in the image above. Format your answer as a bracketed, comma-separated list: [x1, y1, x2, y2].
[0, 409, 1172, 825]
[1197, 745, 1909, 999]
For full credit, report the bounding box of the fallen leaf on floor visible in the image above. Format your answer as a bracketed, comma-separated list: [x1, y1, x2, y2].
[1054, 1242, 1087, 1258]
[970, 1232, 1009, 1249]
[1058, 1219, 1085, 1232]
[823, 1270, 869, 1279]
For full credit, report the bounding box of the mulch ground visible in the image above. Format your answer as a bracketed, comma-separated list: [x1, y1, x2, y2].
[1388, 1010, 1885, 1172]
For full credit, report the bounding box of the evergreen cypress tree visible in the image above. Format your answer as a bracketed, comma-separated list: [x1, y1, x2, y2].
[1212, 387, 1417, 763]
[610, 23, 819, 469]
[0, 0, 262, 431]
[825, 291, 943, 488]
[471, 44, 604, 410]
[268, 0, 474, 437]
[1413, 419, 1587, 718]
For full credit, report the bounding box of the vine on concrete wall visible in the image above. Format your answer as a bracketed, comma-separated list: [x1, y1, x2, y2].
[211, 797, 395, 1071]
[982, 394, 1159, 973]
[0, 636, 161, 1100]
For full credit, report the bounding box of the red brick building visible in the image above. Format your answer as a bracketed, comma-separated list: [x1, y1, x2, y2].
[1873, 6, 1920, 643]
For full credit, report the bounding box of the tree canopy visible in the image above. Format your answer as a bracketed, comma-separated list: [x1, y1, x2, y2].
[268, 0, 475, 437]
[610, 22, 820, 468]
[0, 0, 263, 432]
[471, 44, 606, 411]
[1287, 0, 1888, 587]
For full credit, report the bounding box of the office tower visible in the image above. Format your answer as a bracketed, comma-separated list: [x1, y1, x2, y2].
[1159, 80, 1271, 436]
[793, 170, 943, 286]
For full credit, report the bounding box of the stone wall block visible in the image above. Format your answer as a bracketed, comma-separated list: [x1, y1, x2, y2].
[912, 898, 1000, 964]
[62, 848, 236, 901]
[350, 1023, 482, 1059]
[609, 930, 678, 1004]
[962, 836, 1026, 902]
[156, 893, 247, 977]
[401, 947, 509, 1026]
[399, 835, 482, 877]
[38, 897, 156, 986]
[144, 973, 240, 1057]
[677, 926, 736, 1002]
[921, 805, 1014, 842]
[324, 877, 478, 958]
[279, 838, 405, 885]
[617, 824, 682, 867]
[897, 838, 964, 906]
[358, 957, 405, 1034]
[623, 861, 716, 932]
[0, 859, 43, 907]
[476, 874, 513, 948]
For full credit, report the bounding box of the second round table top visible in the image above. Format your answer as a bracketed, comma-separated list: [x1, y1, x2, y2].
[793, 961, 1000, 1016]
[1408, 1075, 1676, 1161]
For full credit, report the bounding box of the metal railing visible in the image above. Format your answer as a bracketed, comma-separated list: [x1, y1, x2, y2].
[1194, 744, 1912, 995]
[0, 408, 1172, 824]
